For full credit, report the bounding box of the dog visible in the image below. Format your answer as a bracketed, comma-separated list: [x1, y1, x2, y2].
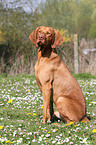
[29, 26, 89, 123]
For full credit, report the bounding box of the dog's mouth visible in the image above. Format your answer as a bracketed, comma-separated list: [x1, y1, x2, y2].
[37, 40, 45, 47]
[37, 41, 43, 46]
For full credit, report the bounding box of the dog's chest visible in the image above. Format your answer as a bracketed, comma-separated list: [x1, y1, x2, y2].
[35, 60, 53, 85]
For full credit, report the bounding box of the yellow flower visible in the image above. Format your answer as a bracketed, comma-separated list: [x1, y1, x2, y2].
[66, 123, 69, 126]
[8, 99, 13, 103]
[27, 113, 31, 115]
[0, 126, 3, 129]
[41, 106, 43, 109]
[48, 131, 51, 134]
[92, 129, 96, 133]
[57, 29, 72, 42]
[81, 121, 86, 123]
[3, 107, 5, 109]
[66, 122, 74, 126]
[28, 90, 30, 92]
[10, 142, 13, 143]
[33, 113, 37, 116]
[74, 125, 78, 127]
[43, 128, 46, 131]
[69, 122, 74, 125]
[6, 140, 10, 143]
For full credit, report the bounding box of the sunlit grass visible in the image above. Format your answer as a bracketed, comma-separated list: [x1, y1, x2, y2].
[0, 74, 96, 144]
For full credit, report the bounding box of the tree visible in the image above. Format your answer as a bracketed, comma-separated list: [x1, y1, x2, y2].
[89, 20, 96, 39]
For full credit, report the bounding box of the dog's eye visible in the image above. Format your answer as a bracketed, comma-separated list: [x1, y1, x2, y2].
[38, 30, 41, 33]
[47, 32, 51, 34]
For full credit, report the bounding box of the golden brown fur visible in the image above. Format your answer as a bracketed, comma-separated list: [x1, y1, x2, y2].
[29, 26, 89, 123]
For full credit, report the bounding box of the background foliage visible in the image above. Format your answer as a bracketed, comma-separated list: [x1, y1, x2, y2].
[0, 0, 96, 74]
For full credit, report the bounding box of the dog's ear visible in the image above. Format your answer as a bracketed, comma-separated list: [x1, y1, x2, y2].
[29, 27, 39, 47]
[51, 29, 64, 48]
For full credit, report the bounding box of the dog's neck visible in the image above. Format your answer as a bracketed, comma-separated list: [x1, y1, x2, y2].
[37, 46, 54, 61]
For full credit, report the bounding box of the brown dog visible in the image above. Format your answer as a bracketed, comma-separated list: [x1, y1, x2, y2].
[29, 26, 89, 123]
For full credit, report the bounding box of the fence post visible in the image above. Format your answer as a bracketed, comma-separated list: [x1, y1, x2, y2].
[74, 34, 79, 74]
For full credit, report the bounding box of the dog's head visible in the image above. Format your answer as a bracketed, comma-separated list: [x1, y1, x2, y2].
[29, 26, 64, 48]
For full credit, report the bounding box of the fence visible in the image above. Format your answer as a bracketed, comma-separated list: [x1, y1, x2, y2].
[79, 38, 96, 75]
[0, 37, 96, 75]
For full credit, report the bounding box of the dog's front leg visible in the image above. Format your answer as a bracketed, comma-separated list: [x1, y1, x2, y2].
[42, 84, 53, 124]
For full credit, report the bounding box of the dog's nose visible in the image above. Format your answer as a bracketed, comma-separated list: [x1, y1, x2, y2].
[39, 35, 44, 40]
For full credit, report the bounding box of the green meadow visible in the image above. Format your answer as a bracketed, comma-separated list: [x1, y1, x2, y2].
[0, 74, 96, 144]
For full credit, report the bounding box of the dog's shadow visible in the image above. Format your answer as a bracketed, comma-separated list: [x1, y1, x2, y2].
[51, 115, 91, 124]
[52, 115, 64, 123]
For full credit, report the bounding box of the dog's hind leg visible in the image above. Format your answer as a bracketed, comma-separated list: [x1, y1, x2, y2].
[55, 97, 85, 123]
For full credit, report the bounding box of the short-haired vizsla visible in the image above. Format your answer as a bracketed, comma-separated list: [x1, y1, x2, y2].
[29, 26, 89, 124]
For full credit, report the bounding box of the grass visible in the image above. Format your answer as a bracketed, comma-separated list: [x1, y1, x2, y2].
[0, 73, 96, 144]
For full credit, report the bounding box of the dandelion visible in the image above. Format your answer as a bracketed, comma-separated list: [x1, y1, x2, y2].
[27, 113, 31, 116]
[33, 113, 37, 116]
[48, 131, 51, 134]
[3, 107, 5, 109]
[8, 99, 13, 103]
[42, 128, 46, 131]
[66, 122, 74, 126]
[81, 121, 86, 123]
[0, 126, 3, 129]
[41, 106, 43, 109]
[92, 129, 96, 133]
[74, 125, 78, 127]
[69, 122, 74, 125]
[6, 140, 10, 143]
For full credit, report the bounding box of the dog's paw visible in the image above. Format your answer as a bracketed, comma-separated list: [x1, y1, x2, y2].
[47, 120, 51, 124]
[54, 111, 60, 118]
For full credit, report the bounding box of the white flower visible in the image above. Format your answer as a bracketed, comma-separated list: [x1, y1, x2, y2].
[39, 137, 42, 141]
[57, 141, 61, 144]
[13, 130, 17, 137]
[82, 138, 87, 143]
[0, 117, 3, 120]
[45, 134, 50, 137]
[28, 132, 32, 135]
[17, 138, 23, 144]
[52, 140, 57, 144]
[64, 138, 69, 143]
[18, 128, 21, 131]
[0, 138, 4, 142]
[70, 142, 73, 144]
[80, 138, 88, 144]
[10, 125, 13, 127]
[32, 139, 36, 142]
